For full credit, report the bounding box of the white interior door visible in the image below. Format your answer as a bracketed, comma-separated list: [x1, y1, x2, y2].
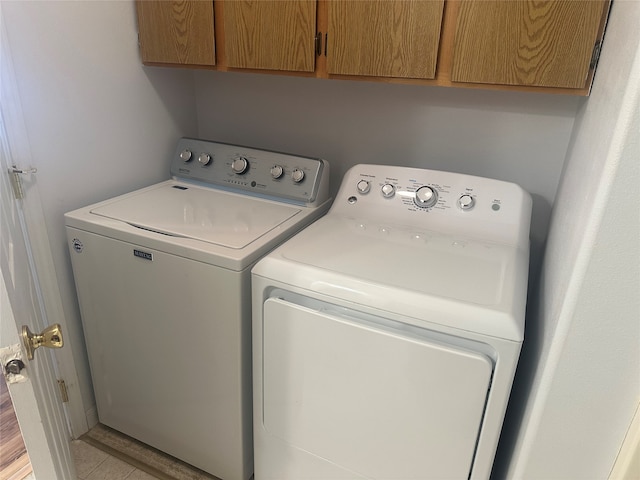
[0, 277, 75, 479]
[0, 112, 76, 478]
[0, 11, 88, 440]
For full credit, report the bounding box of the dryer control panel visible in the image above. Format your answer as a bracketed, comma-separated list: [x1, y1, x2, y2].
[170, 138, 330, 206]
[332, 164, 532, 248]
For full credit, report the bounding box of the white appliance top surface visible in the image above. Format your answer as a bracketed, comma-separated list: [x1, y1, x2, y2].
[279, 216, 509, 306]
[91, 182, 301, 249]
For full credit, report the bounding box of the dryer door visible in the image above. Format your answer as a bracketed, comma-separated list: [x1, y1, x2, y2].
[262, 297, 493, 480]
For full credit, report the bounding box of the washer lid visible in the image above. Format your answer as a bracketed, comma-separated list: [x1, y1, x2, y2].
[90, 183, 301, 249]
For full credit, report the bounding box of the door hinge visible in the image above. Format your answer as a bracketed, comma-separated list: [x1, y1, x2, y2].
[9, 165, 37, 200]
[57, 379, 70, 403]
[589, 40, 602, 70]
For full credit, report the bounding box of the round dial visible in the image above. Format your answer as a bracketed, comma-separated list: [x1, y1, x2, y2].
[414, 186, 438, 208]
[381, 183, 396, 198]
[291, 169, 305, 183]
[270, 165, 284, 179]
[231, 156, 249, 174]
[180, 149, 192, 162]
[356, 180, 371, 194]
[198, 153, 212, 166]
[458, 194, 475, 210]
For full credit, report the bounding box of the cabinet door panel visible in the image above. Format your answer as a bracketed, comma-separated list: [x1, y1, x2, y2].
[136, 1, 215, 66]
[451, 0, 607, 88]
[327, 0, 444, 79]
[223, 0, 316, 72]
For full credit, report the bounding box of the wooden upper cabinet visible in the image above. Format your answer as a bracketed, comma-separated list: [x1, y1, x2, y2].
[222, 0, 316, 72]
[327, 1, 445, 79]
[133, 0, 611, 94]
[136, 1, 215, 66]
[451, 0, 608, 89]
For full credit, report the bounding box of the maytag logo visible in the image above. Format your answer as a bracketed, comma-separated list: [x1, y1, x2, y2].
[133, 249, 153, 261]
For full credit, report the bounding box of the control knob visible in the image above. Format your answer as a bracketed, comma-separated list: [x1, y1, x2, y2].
[180, 149, 192, 162]
[291, 169, 305, 183]
[198, 153, 212, 166]
[231, 156, 249, 174]
[356, 180, 371, 194]
[381, 183, 396, 198]
[270, 165, 284, 179]
[458, 194, 475, 210]
[414, 186, 438, 208]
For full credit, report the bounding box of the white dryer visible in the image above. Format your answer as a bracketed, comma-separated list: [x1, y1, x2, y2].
[252, 164, 532, 480]
[65, 138, 330, 480]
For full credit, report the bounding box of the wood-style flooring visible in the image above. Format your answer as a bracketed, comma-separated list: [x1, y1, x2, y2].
[0, 373, 32, 480]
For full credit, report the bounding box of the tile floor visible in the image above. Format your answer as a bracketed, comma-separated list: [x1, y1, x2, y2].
[71, 439, 160, 480]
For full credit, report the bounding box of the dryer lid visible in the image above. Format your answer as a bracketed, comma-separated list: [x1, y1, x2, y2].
[91, 182, 301, 249]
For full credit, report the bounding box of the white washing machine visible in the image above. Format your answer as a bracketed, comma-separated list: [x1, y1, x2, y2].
[65, 138, 330, 480]
[252, 164, 532, 480]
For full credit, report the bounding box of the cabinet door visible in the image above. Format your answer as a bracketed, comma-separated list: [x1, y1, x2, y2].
[222, 0, 316, 72]
[136, 1, 215, 66]
[451, 0, 608, 89]
[327, 0, 444, 79]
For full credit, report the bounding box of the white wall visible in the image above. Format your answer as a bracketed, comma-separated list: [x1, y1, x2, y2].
[2, 1, 197, 419]
[500, 1, 640, 477]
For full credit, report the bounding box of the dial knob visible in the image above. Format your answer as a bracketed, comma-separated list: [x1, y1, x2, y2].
[381, 183, 396, 198]
[458, 194, 475, 210]
[198, 153, 212, 166]
[270, 165, 284, 179]
[414, 186, 438, 208]
[231, 156, 249, 174]
[291, 169, 305, 183]
[180, 149, 192, 162]
[356, 180, 371, 194]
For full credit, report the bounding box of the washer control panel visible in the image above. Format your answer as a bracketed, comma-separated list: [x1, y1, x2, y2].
[170, 138, 329, 205]
[336, 164, 532, 247]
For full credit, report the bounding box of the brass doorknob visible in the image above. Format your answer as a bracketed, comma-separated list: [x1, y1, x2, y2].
[21, 324, 64, 360]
